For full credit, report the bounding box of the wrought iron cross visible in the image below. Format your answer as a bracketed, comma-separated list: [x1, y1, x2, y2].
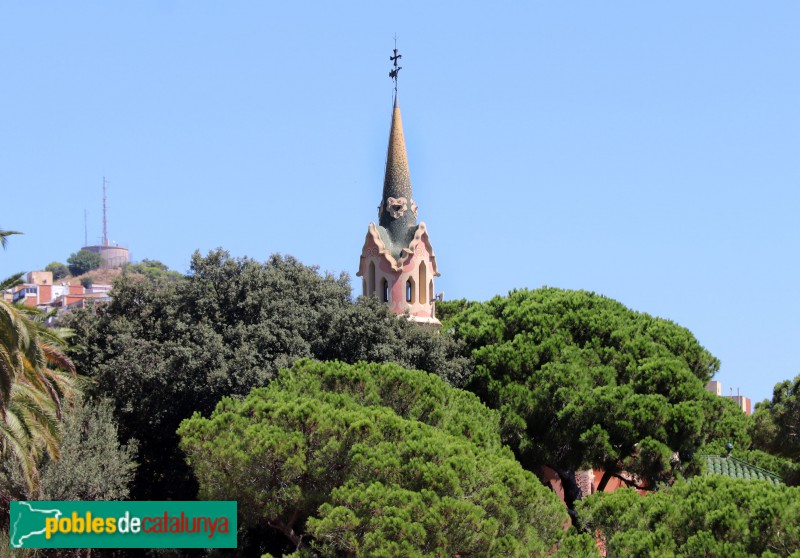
[389, 38, 402, 92]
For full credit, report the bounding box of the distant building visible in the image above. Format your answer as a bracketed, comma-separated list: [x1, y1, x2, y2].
[10, 271, 70, 307]
[4, 270, 111, 311]
[81, 244, 130, 269]
[45, 290, 111, 311]
[728, 395, 752, 415]
[706, 380, 722, 396]
[705, 380, 752, 415]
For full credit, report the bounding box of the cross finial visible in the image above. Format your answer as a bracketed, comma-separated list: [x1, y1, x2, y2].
[389, 35, 402, 94]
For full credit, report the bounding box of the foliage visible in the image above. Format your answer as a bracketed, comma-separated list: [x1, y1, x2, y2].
[0, 229, 21, 250]
[752, 374, 800, 485]
[80, 277, 93, 289]
[0, 302, 79, 494]
[179, 360, 570, 557]
[753, 374, 800, 461]
[435, 297, 476, 325]
[313, 294, 472, 387]
[577, 476, 800, 557]
[1, 234, 81, 496]
[45, 262, 69, 281]
[124, 259, 183, 283]
[1, 398, 137, 504]
[0, 231, 84, 538]
[67, 249, 102, 276]
[0, 273, 24, 293]
[445, 288, 747, 509]
[39, 397, 137, 501]
[63, 249, 470, 500]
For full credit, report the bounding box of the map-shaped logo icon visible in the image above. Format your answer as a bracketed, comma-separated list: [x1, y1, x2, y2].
[9, 501, 62, 548]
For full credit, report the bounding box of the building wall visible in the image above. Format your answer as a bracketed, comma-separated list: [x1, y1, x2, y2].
[728, 395, 752, 415]
[359, 231, 437, 323]
[39, 284, 52, 303]
[82, 245, 131, 269]
[27, 271, 54, 285]
[705, 380, 722, 396]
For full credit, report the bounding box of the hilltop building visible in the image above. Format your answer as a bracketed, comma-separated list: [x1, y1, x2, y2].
[357, 72, 440, 326]
[6, 271, 111, 311]
[80, 244, 130, 269]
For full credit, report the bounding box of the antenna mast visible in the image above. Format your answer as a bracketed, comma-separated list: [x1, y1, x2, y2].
[102, 176, 109, 246]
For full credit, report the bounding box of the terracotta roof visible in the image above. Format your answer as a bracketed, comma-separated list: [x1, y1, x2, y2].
[700, 455, 783, 486]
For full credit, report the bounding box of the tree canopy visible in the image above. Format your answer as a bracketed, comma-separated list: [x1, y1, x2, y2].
[124, 258, 183, 283]
[179, 360, 572, 558]
[751, 374, 800, 485]
[63, 249, 470, 500]
[45, 261, 69, 280]
[577, 476, 800, 557]
[442, 288, 750, 510]
[67, 249, 102, 276]
[1, 398, 137, 503]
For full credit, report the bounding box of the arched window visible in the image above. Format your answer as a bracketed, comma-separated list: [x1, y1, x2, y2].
[419, 262, 427, 304]
[429, 280, 434, 303]
[406, 277, 415, 303]
[382, 279, 389, 302]
[368, 262, 376, 296]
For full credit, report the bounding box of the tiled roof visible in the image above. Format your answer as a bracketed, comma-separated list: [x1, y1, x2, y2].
[700, 455, 783, 486]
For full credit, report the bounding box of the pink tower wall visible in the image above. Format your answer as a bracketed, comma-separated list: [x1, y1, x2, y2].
[359, 229, 438, 324]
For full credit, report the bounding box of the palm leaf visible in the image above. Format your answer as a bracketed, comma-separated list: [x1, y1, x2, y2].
[0, 272, 25, 291]
[0, 229, 22, 249]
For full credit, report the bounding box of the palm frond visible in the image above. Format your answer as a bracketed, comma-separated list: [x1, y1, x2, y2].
[0, 403, 38, 492]
[0, 284, 84, 495]
[0, 272, 25, 291]
[0, 229, 22, 249]
[39, 341, 76, 374]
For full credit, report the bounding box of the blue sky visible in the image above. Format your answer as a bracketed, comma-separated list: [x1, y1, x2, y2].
[2, 2, 798, 403]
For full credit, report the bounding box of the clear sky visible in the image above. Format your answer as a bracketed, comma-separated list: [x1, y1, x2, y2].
[2, 2, 798, 403]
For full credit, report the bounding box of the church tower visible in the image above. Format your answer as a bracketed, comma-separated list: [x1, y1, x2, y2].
[357, 47, 440, 326]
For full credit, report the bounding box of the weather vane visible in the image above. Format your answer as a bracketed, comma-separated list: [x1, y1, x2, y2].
[389, 35, 402, 93]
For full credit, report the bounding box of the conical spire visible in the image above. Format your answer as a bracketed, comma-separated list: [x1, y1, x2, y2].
[379, 94, 417, 241]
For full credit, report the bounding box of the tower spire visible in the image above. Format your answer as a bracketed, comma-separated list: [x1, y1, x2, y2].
[357, 44, 440, 327]
[380, 42, 416, 252]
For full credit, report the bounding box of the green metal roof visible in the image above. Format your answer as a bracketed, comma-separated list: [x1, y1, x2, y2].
[700, 455, 783, 486]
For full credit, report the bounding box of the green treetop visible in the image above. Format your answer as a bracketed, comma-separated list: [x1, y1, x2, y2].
[443, 288, 750, 515]
[62, 249, 470, 501]
[45, 262, 69, 281]
[179, 360, 572, 558]
[751, 373, 800, 484]
[577, 475, 800, 557]
[67, 249, 102, 276]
